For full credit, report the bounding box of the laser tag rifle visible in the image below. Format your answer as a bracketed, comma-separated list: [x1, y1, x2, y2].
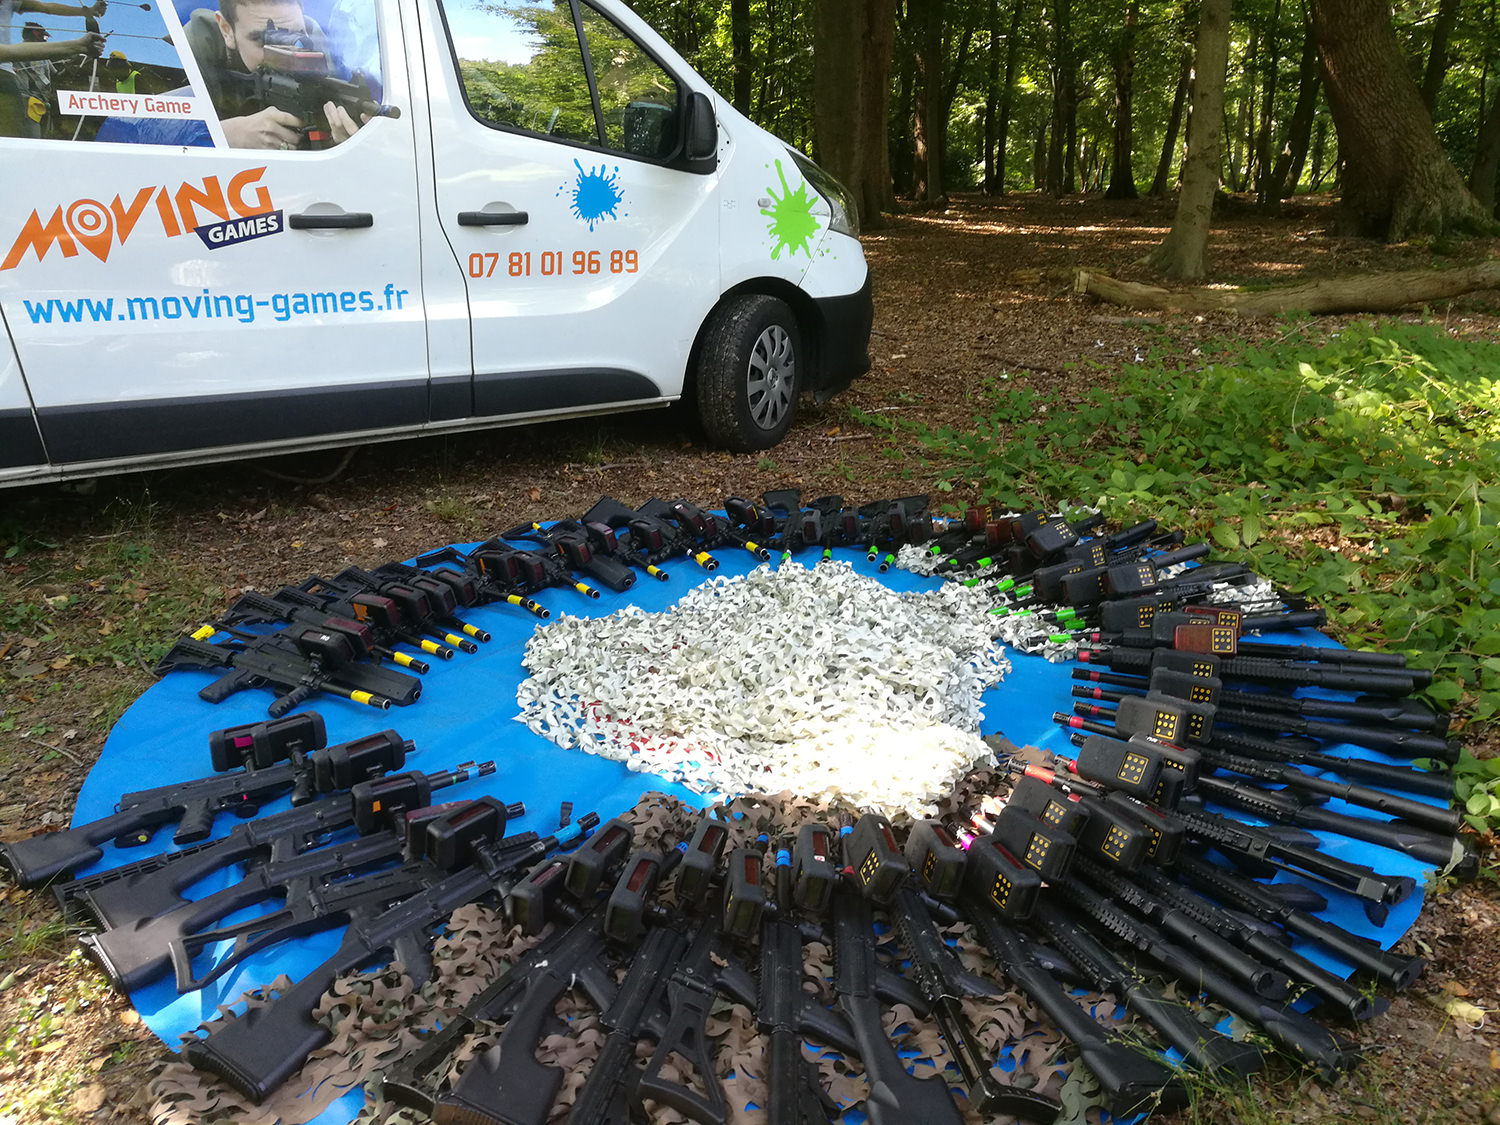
[1060, 704, 1460, 837]
[1190, 774, 1474, 875]
[155, 626, 422, 717]
[637, 497, 772, 562]
[966, 778, 1357, 1082]
[230, 21, 399, 149]
[842, 814, 1065, 1123]
[1021, 750, 1419, 924]
[378, 818, 638, 1116]
[502, 518, 645, 593]
[582, 496, 720, 573]
[413, 538, 603, 612]
[59, 728, 417, 927]
[78, 760, 501, 994]
[0, 712, 350, 888]
[316, 563, 492, 652]
[757, 824, 856, 1125]
[182, 798, 600, 1103]
[1067, 684, 1457, 799]
[1078, 642, 1426, 697]
[933, 507, 1108, 576]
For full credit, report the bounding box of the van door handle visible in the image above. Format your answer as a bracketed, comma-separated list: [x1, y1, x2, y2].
[288, 212, 374, 230]
[458, 211, 529, 226]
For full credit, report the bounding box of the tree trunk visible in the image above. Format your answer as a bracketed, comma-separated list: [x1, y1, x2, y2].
[1420, 0, 1461, 115]
[860, 0, 898, 222]
[1309, 115, 1330, 186]
[1253, 0, 1285, 200]
[1046, 0, 1074, 195]
[892, 44, 915, 195]
[991, 0, 1025, 194]
[1229, 29, 1258, 191]
[912, 0, 946, 202]
[1150, 49, 1192, 195]
[730, 0, 752, 116]
[813, 0, 897, 226]
[1070, 259, 1500, 315]
[1471, 83, 1500, 211]
[1264, 8, 1321, 203]
[984, 0, 1001, 192]
[1145, 0, 1232, 279]
[1033, 116, 1049, 188]
[1311, 0, 1487, 238]
[1106, 0, 1140, 198]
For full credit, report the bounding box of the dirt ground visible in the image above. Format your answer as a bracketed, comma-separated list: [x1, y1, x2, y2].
[1, 192, 1497, 1124]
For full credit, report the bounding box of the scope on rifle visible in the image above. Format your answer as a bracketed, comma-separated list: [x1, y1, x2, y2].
[1115, 693, 1215, 746]
[312, 730, 410, 795]
[904, 821, 967, 901]
[988, 807, 1076, 882]
[847, 814, 908, 904]
[1105, 793, 1185, 866]
[421, 796, 508, 870]
[565, 818, 634, 899]
[1009, 774, 1090, 838]
[791, 824, 837, 913]
[509, 857, 569, 935]
[207, 711, 327, 773]
[605, 849, 670, 942]
[1070, 793, 1150, 873]
[963, 834, 1041, 920]
[1074, 734, 1163, 801]
[676, 817, 729, 909]
[721, 847, 765, 941]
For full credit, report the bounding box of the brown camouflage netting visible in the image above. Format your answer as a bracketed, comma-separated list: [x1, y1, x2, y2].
[148, 781, 1158, 1125]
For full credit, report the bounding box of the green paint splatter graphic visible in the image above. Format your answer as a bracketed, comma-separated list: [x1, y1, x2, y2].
[761, 160, 819, 260]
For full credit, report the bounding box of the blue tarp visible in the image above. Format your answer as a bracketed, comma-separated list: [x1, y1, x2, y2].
[71, 545, 1442, 1123]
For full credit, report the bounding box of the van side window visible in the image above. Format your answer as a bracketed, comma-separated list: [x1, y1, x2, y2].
[575, 3, 677, 158]
[442, 0, 598, 146]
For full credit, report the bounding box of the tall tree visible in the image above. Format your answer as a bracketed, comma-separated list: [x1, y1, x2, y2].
[1262, 5, 1322, 203]
[989, 0, 1026, 193]
[1420, 0, 1462, 114]
[1045, 0, 1077, 194]
[1150, 47, 1192, 195]
[729, 0, 752, 115]
[1311, 0, 1488, 237]
[1471, 82, 1500, 210]
[1146, 0, 1233, 278]
[1252, 0, 1285, 199]
[812, 0, 898, 224]
[1106, 0, 1141, 197]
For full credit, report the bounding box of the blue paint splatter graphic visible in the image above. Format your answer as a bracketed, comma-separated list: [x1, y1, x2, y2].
[563, 159, 624, 231]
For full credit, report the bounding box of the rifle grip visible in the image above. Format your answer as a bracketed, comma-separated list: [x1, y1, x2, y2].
[183, 964, 339, 1103]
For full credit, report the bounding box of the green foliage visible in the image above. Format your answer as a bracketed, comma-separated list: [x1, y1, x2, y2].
[874, 320, 1500, 741]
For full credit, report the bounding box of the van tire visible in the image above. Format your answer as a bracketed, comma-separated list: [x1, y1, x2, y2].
[695, 295, 802, 452]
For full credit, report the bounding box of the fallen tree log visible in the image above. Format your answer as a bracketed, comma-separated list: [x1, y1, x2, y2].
[1070, 260, 1500, 316]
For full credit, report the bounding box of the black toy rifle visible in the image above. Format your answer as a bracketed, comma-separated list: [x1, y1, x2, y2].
[1, 713, 344, 888]
[182, 799, 600, 1102]
[843, 814, 1065, 1123]
[79, 761, 500, 993]
[156, 627, 421, 717]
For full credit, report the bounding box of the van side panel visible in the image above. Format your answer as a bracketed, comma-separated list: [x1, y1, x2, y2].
[0, 313, 46, 470]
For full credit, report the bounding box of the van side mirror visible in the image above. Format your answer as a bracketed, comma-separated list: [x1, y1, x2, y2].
[680, 91, 717, 174]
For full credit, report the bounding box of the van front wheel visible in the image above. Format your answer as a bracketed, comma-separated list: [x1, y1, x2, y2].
[696, 295, 802, 452]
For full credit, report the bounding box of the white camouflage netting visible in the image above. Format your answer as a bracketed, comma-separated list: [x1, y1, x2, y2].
[515, 559, 1008, 818]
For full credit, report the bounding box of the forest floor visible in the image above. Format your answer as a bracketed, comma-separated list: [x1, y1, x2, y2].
[1, 191, 1498, 1124]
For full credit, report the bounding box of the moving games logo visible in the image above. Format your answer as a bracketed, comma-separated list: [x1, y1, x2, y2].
[1, 168, 274, 271]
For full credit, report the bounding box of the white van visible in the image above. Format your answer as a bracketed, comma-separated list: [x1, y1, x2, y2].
[0, 0, 871, 486]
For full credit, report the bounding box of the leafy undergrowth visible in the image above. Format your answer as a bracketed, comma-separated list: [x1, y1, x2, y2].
[862, 319, 1500, 831]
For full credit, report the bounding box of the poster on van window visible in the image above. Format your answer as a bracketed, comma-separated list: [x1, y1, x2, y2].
[0, 0, 382, 149]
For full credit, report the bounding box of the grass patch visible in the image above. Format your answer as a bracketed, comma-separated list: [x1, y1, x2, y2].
[861, 320, 1500, 824]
